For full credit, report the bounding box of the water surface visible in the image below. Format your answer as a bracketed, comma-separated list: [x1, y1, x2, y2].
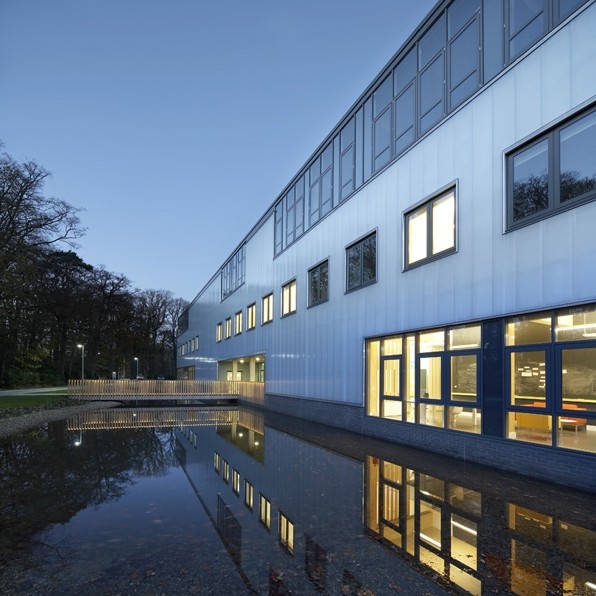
[0, 406, 594, 595]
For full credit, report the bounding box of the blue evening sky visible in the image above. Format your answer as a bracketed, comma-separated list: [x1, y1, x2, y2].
[1, 0, 435, 301]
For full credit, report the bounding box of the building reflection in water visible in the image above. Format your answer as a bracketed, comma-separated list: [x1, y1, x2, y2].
[72, 406, 596, 595]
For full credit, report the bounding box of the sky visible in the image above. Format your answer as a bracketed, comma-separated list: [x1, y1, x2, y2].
[0, 0, 436, 301]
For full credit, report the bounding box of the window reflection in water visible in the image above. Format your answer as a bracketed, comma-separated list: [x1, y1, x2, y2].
[69, 405, 592, 596]
[365, 456, 595, 596]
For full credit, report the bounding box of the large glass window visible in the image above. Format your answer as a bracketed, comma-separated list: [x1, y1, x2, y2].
[506, 306, 596, 453]
[346, 232, 377, 291]
[507, 106, 596, 229]
[308, 260, 329, 307]
[367, 324, 481, 434]
[281, 279, 297, 316]
[405, 189, 456, 268]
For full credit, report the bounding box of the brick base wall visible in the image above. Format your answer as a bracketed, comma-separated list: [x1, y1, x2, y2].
[239, 393, 596, 494]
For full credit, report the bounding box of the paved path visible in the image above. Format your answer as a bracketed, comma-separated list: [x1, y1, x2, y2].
[0, 386, 68, 397]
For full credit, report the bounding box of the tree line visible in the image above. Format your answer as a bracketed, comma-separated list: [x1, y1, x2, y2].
[0, 146, 188, 387]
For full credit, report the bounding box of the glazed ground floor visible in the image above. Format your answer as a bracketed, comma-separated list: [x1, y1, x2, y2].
[364, 303, 596, 457]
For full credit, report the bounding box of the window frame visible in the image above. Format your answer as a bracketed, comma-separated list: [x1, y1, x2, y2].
[262, 293, 274, 325]
[234, 310, 243, 336]
[505, 104, 596, 231]
[278, 511, 295, 555]
[404, 185, 457, 270]
[244, 480, 254, 510]
[281, 279, 297, 317]
[216, 322, 222, 343]
[259, 494, 272, 530]
[308, 259, 330, 307]
[247, 303, 256, 330]
[346, 231, 377, 292]
[225, 317, 232, 339]
[232, 469, 240, 495]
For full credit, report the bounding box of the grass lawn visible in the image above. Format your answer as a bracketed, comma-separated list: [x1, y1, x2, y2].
[0, 393, 70, 413]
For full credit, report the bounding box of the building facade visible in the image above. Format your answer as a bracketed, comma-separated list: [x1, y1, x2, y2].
[177, 0, 596, 492]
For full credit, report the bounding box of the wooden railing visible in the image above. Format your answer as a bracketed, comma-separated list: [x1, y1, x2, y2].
[68, 379, 264, 400]
[66, 407, 240, 430]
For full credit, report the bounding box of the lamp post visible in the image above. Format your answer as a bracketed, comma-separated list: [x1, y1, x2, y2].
[134, 357, 139, 379]
[77, 344, 85, 380]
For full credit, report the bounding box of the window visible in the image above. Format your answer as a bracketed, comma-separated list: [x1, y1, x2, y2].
[235, 311, 243, 335]
[308, 145, 333, 226]
[286, 176, 305, 246]
[225, 317, 232, 339]
[405, 188, 456, 268]
[221, 244, 246, 300]
[346, 232, 377, 291]
[222, 460, 230, 483]
[268, 0, 591, 259]
[308, 260, 329, 307]
[282, 280, 297, 316]
[259, 494, 271, 529]
[366, 324, 482, 434]
[507, 106, 596, 229]
[262, 293, 274, 324]
[247, 303, 256, 330]
[340, 118, 355, 200]
[448, 0, 481, 109]
[394, 49, 416, 155]
[244, 480, 254, 510]
[507, 0, 545, 60]
[214, 452, 221, 473]
[373, 75, 393, 172]
[216, 322, 222, 343]
[505, 304, 596, 453]
[232, 469, 240, 495]
[279, 512, 295, 554]
[418, 14, 446, 134]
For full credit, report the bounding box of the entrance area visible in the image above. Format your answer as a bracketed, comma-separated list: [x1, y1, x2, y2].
[218, 354, 265, 383]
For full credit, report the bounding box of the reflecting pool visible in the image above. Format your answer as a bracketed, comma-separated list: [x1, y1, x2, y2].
[1, 405, 595, 595]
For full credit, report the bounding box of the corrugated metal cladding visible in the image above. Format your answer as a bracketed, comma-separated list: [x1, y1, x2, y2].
[179, 3, 596, 406]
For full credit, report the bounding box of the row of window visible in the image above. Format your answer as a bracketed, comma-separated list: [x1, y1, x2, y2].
[177, 335, 199, 357]
[213, 451, 295, 554]
[272, 0, 589, 256]
[366, 302, 596, 454]
[215, 185, 459, 342]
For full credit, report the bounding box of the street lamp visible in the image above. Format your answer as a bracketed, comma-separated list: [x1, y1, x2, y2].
[77, 344, 85, 380]
[134, 357, 139, 379]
